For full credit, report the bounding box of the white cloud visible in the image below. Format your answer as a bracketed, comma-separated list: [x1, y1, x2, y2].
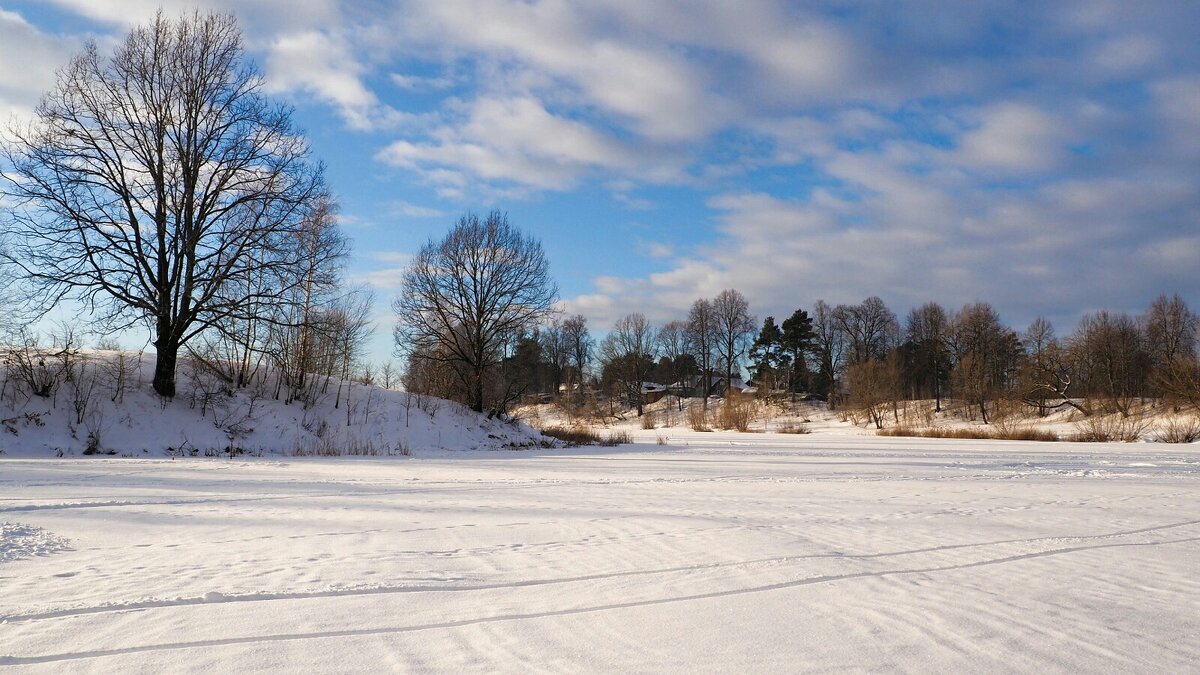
[1150, 75, 1200, 155]
[36, 0, 338, 32]
[1092, 34, 1165, 74]
[954, 102, 1068, 173]
[375, 96, 673, 191]
[390, 72, 456, 91]
[0, 10, 80, 123]
[264, 30, 406, 131]
[401, 0, 725, 143]
[642, 242, 673, 258]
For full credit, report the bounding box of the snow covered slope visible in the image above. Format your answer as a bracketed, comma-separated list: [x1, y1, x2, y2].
[0, 350, 545, 457]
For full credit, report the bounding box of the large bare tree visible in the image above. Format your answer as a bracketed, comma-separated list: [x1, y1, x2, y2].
[947, 302, 1021, 423]
[599, 313, 658, 416]
[1, 11, 324, 397]
[393, 211, 557, 413]
[834, 296, 898, 366]
[811, 299, 845, 397]
[904, 302, 949, 411]
[712, 289, 755, 394]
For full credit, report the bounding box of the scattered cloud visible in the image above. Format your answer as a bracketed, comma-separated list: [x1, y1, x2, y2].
[390, 72, 456, 91]
[375, 96, 673, 191]
[640, 241, 673, 259]
[387, 201, 446, 218]
[264, 29, 407, 131]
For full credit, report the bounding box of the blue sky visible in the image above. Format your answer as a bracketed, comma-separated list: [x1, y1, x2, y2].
[2, 1, 1198, 361]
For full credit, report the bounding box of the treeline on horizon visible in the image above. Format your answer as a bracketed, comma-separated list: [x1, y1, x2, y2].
[404, 290, 1200, 426]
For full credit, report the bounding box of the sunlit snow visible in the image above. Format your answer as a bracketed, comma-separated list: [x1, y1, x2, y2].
[2, 433, 1197, 671]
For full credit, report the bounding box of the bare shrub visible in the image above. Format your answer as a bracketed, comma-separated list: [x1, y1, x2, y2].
[989, 411, 1058, 442]
[185, 358, 233, 417]
[777, 422, 811, 434]
[688, 403, 712, 432]
[3, 330, 74, 400]
[1153, 416, 1200, 443]
[718, 392, 754, 432]
[662, 405, 678, 428]
[98, 349, 139, 403]
[68, 358, 100, 425]
[1070, 415, 1149, 442]
[656, 435, 668, 445]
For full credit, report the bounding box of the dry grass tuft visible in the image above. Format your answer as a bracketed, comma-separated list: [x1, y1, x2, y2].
[878, 425, 1057, 442]
[541, 426, 601, 446]
[600, 430, 633, 446]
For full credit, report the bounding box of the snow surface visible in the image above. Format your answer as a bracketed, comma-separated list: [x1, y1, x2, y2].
[2, 434, 1198, 672]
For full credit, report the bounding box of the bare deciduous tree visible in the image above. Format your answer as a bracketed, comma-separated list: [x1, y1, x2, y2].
[685, 298, 718, 406]
[835, 296, 898, 366]
[539, 319, 570, 398]
[561, 314, 592, 405]
[905, 302, 950, 411]
[948, 302, 1021, 423]
[712, 289, 755, 396]
[1019, 316, 1086, 416]
[1, 10, 324, 397]
[599, 313, 657, 417]
[811, 299, 845, 398]
[1072, 310, 1148, 416]
[657, 319, 692, 411]
[1141, 294, 1200, 410]
[847, 355, 901, 429]
[393, 211, 557, 413]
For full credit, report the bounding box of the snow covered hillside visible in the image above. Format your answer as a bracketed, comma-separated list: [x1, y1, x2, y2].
[1, 436, 1197, 671]
[0, 350, 545, 457]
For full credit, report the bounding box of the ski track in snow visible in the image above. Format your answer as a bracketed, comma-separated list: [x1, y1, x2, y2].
[4, 535, 1198, 667]
[1, 436, 1198, 672]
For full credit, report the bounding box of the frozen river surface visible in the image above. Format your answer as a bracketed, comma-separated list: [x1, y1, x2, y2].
[2, 434, 1198, 672]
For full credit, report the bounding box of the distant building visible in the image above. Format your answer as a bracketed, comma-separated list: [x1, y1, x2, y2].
[641, 382, 668, 405]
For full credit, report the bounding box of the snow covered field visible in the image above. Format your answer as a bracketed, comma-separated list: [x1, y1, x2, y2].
[2, 434, 1198, 672]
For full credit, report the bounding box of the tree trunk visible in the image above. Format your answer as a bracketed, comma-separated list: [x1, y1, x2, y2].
[471, 366, 486, 413]
[152, 338, 179, 398]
